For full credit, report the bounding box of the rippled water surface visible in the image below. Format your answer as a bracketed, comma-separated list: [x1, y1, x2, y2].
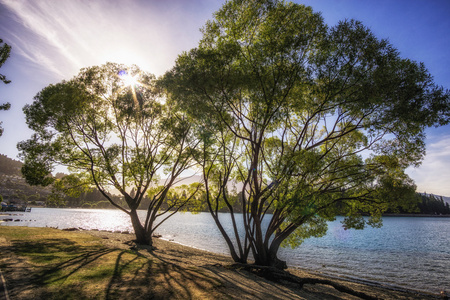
[1, 208, 449, 294]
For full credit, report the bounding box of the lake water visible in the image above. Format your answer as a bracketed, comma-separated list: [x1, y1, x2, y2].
[1, 208, 449, 295]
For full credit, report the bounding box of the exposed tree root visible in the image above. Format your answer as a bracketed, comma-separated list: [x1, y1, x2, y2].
[230, 263, 379, 300]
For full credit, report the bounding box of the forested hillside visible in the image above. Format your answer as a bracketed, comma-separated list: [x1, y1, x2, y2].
[0, 153, 449, 214]
[0, 154, 51, 204]
[0, 154, 21, 176]
[385, 193, 450, 215]
[417, 193, 450, 215]
[0, 154, 126, 208]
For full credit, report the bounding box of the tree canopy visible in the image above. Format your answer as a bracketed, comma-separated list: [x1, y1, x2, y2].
[161, 0, 450, 268]
[0, 38, 11, 137]
[18, 62, 201, 245]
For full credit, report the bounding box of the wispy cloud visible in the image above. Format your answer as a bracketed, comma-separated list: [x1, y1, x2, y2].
[407, 135, 450, 196]
[1, 0, 221, 79]
[2, 0, 450, 197]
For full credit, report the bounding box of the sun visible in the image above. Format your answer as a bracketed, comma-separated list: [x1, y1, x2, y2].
[118, 70, 138, 87]
[117, 69, 146, 108]
[123, 74, 138, 87]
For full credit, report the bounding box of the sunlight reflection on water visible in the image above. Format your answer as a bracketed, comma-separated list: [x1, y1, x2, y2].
[1, 208, 449, 295]
[1, 208, 132, 232]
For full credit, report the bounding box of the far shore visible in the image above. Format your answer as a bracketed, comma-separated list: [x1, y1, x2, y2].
[0, 226, 444, 299]
[3, 206, 450, 218]
[382, 213, 450, 217]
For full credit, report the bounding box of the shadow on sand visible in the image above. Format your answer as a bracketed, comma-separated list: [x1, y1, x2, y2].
[0, 236, 299, 300]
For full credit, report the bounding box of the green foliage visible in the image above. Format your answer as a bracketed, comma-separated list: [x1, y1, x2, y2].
[0, 38, 10, 85]
[0, 38, 11, 137]
[281, 216, 328, 249]
[0, 102, 10, 110]
[46, 173, 94, 207]
[18, 63, 200, 245]
[162, 0, 450, 267]
[21, 158, 55, 186]
[149, 183, 205, 213]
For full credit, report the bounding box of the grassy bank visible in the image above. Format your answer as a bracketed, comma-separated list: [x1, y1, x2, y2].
[0, 227, 440, 299]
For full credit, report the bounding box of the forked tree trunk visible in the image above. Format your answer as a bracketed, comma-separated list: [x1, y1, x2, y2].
[251, 235, 288, 270]
[254, 248, 287, 269]
[129, 209, 152, 246]
[268, 253, 288, 270]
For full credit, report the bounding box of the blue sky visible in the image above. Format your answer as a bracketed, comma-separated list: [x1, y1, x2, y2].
[0, 0, 449, 196]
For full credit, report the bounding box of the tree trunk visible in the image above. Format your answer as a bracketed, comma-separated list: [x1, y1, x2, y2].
[254, 251, 287, 269]
[267, 252, 288, 270]
[211, 212, 247, 264]
[129, 209, 151, 246]
[253, 242, 287, 270]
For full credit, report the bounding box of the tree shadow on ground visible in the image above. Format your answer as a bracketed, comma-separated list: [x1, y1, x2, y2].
[147, 245, 381, 300]
[147, 248, 310, 300]
[0, 237, 225, 299]
[2, 236, 304, 300]
[105, 250, 225, 300]
[0, 234, 429, 300]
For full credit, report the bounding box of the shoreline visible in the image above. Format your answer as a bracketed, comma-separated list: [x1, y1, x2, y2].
[382, 213, 450, 218]
[292, 266, 440, 299]
[4, 207, 450, 218]
[0, 226, 445, 299]
[1, 214, 449, 298]
[159, 234, 442, 298]
[83, 229, 444, 299]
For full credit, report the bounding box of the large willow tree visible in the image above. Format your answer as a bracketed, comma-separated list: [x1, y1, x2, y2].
[19, 63, 200, 246]
[161, 0, 450, 268]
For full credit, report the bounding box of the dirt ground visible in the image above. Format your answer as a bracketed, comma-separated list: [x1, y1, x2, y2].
[0, 228, 442, 300]
[87, 230, 439, 300]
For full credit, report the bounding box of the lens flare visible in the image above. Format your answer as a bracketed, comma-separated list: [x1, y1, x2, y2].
[119, 70, 138, 87]
[118, 69, 140, 107]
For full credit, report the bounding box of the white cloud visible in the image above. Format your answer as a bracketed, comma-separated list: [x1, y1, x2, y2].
[3, 0, 449, 197]
[407, 135, 450, 197]
[1, 0, 221, 79]
[0, 0, 222, 159]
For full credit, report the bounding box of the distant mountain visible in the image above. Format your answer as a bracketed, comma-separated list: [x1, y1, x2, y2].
[160, 174, 244, 192]
[160, 175, 203, 186]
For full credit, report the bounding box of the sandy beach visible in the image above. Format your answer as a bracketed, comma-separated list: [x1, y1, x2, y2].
[84, 230, 440, 299]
